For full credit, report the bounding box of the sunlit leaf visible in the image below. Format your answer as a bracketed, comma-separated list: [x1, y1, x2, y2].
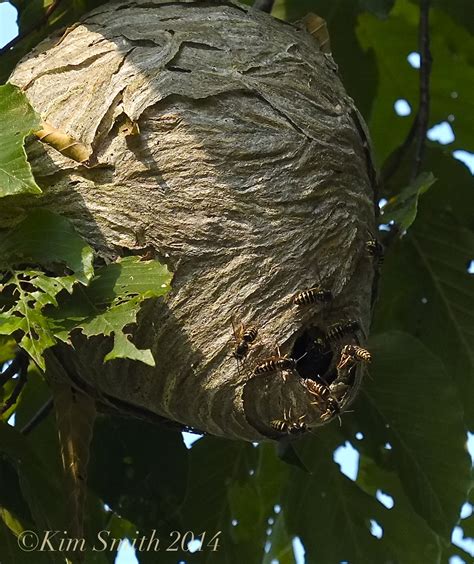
[357, 0, 474, 163]
[47, 256, 172, 366]
[0, 84, 41, 197]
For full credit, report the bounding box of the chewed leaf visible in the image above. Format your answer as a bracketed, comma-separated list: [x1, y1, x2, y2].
[0, 209, 94, 283]
[0, 84, 41, 197]
[0, 315, 24, 335]
[382, 172, 436, 231]
[46, 256, 172, 366]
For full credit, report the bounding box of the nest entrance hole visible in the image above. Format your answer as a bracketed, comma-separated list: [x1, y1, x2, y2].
[290, 326, 335, 383]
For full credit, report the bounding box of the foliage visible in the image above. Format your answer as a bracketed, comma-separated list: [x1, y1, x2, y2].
[1, 0, 473, 563]
[0, 84, 41, 197]
[0, 209, 172, 369]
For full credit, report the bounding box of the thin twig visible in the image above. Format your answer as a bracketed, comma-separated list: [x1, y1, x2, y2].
[0, 350, 27, 388]
[253, 0, 275, 13]
[412, 0, 432, 180]
[0, 0, 63, 56]
[20, 397, 54, 435]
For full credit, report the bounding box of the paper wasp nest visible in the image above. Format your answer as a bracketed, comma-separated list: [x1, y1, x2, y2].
[9, 0, 377, 441]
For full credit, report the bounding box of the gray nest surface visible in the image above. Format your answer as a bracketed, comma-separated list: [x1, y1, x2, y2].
[7, 0, 378, 441]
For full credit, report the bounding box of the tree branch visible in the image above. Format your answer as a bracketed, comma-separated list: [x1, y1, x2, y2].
[0, 355, 28, 415]
[381, 0, 432, 186]
[0, 350, 27, 388]
[253, 0, 275, 13]
[412, 0, 432, 181]
[0, 0, 63, 56]
[20, 397, 54, 435]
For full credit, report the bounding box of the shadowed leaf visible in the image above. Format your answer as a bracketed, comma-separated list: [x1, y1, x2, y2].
[360, 331, 471, 539]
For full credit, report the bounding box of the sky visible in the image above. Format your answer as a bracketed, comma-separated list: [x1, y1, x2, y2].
[1, 3, 474, 563]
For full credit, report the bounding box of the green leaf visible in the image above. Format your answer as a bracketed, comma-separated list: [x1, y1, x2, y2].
[0, 422, 66, 536]
[461, 512, 474, 540]
[374, 151, 474, 428]
[283, 428, 388, 563]
[433, 0, 474, 34]
[83, 255, 172, 303]
[382, 171, 436, 230]
[0, 209, 94, 283]
[103, 330, 155, 366]
[228, 443, 286, 559]
[180, 437, 259, 563]
[359, 0, 395, 17]
[0, 458, 33, 528]
[276, 441, 311, 473]
[357, 0, 474, 163]
[0, 337, 16, 364]
[0, 518, 53, 564]
[357, 455, 442, 563]
[263, 511, 296, 564]
[89, 417, 189, 532]
[361, 331, 471, 539]
[0, 215, 169, 367]
[47, 256, 172, 366]
[0, 84, 41, 198]
[0, 315, 24, 335]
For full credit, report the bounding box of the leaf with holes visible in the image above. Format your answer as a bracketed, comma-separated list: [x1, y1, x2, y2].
[0, 84, 41, 197]
[47, 256, 172, 366]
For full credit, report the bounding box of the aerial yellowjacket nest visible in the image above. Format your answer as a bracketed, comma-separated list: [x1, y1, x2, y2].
[8, 0, 377, 441]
